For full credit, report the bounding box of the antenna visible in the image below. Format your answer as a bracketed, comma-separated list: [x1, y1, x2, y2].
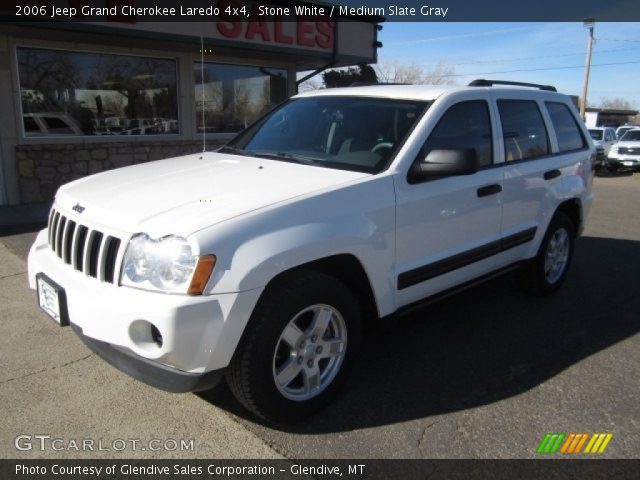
[200, 35, 206, 153]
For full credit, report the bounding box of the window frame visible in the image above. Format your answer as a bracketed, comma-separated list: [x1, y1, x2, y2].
[192, 61, 290, 137]
[544, 101, 589, 154]
[496, 98, 552, 164]
[409, 99, 495, 181]
[11, 39, 296, 145]
[14, 44, 182, 142]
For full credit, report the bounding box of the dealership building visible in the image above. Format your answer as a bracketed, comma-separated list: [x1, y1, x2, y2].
[0, 7, 380, 205]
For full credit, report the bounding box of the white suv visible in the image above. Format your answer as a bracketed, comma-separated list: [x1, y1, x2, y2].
[28, 80, 595, 423]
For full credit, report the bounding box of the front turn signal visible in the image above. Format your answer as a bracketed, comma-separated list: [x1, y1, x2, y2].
[187, 255, 216, 295]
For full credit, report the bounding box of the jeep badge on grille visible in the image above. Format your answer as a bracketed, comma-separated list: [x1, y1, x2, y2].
[72, 203, 85, 214]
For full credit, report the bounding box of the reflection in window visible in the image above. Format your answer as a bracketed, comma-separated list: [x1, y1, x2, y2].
[498, 100, 549, 162]
[17, 47, 179, 137]
[194, 63, 288, 134]
[546, 102, 586, 152]
[424, 101, 493, 167]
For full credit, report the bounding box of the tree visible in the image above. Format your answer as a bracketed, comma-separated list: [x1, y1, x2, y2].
[298, 59, 456, 92]
[297, 74, 323, 93]
[374, 59, 456, 85]
[322, 64, 378, 88]
[599, 97, 636, 110]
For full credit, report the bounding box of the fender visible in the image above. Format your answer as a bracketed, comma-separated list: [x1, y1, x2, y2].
[192, 175, 398, 316]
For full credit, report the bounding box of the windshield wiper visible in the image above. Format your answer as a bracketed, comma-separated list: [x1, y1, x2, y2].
[251, 151, 324, 166]
[218, 145, 248, 155]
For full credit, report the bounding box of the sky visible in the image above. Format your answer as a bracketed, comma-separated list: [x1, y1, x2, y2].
[376, 22, 640, 108]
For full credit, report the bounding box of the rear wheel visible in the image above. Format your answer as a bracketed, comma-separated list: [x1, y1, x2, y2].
[518, 211, 575, 296]
[226, 271, 361, 423]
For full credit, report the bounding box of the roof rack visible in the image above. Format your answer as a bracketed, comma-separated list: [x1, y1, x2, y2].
[349, 81, 409, 87]
[468, 79, 557, 92]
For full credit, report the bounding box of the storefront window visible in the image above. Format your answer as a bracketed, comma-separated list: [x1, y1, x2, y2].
[17, 47, 179, 137]
[194, 63, 288, 134]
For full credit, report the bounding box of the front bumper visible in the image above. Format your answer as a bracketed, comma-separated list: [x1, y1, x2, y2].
[28, 229, 263, 376]
[71, 324, 224, 392]
[607, 156, 640, 169]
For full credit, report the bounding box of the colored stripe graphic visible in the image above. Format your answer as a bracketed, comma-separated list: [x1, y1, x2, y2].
[538, 433, 613, 454]
[537, 433, 565, 453]
[560, 433, 575, 453]
[598, 434, 613, 453]
[574, 433, 589, 453]
[585, 433, 614, 454]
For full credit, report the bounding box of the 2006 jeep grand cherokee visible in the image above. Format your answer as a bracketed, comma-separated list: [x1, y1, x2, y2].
[29, 80, 595, 423]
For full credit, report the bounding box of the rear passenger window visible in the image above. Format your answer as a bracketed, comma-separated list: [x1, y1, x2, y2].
[545, 102, 586, 152]
[498, 100, 549, 161]
[423, 101, 493, 167]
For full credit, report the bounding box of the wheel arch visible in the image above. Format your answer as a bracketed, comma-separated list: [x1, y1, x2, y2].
[555, 198, 583, 236]
[260, 254, 380, 323]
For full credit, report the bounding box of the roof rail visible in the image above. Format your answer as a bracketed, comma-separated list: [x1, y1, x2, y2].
[349, 81, 409, 87]
[468, 79, 557, 92]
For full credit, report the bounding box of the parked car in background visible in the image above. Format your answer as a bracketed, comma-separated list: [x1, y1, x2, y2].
[607, 129, 640, 172]
[23, 113, 83, 136]
[615, 125, 640, 140]
[588, 127, 617, 168]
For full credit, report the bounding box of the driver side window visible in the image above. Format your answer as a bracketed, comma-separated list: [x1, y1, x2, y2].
[422, 101, 494, 168]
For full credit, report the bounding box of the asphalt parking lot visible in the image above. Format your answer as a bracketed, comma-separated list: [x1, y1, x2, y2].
[1, 172, 638, 459]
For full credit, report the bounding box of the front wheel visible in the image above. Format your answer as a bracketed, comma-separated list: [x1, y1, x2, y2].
[226, 271, 361, 423]
[517, 211, 575, 296]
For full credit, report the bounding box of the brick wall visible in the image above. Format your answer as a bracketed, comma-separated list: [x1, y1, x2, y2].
[16, 140, 225, 203]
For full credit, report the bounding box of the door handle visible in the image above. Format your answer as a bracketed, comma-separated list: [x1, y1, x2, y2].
[477, 184, 502, 197]
[544, 169, 561, 180]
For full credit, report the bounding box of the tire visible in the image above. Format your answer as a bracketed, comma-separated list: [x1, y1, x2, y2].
[225, 270, 362, 423]
[517, 211, 575, 296]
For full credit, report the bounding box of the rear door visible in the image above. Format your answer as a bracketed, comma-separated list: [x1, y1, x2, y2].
[493, 95, 589, 268]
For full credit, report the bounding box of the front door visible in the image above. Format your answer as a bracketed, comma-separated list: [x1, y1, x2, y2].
[394, 98, 503, 308]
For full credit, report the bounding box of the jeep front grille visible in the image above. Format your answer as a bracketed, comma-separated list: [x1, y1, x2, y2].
[47, 209, 121, 284]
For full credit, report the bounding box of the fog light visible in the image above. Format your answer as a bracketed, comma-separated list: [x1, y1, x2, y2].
[129, 319, 163, 354]
[150, 324, 163, 347]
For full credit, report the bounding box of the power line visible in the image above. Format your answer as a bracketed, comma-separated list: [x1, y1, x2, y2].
[386, 23, 551, 46]
[598, 37, 640, 43]
[439, 46, 640, 67]
[430, 59, 640, 78]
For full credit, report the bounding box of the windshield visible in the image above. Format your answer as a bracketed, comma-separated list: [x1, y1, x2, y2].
[589, 129, 603, 140]
[620, 130, 640, 141]
[224, 96, 429, 173]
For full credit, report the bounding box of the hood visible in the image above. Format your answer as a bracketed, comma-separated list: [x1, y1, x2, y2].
[56, 152, 368, 236]
[616, 140, 640, 149]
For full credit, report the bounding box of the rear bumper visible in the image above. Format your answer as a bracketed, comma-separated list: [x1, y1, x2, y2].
[71, 323, 225, 392]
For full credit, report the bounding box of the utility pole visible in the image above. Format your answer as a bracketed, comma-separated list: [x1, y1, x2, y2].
[580, 18, 595, 119]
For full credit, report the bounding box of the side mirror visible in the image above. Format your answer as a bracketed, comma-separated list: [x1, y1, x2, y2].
[408, 148, 478, 183]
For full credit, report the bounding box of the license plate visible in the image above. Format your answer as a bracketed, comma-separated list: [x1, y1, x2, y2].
[623, 161, 634, 166]
[36, 273, 69, 326]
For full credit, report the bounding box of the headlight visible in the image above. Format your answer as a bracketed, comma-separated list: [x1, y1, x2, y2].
[121, 234, 212, 294]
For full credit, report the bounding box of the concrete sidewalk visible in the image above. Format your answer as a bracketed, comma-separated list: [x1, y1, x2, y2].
[0, 203, 50, 236]
[0, 235, 284, 459]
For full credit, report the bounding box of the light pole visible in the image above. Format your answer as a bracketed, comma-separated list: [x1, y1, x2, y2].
[580, 18, 595, 119]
